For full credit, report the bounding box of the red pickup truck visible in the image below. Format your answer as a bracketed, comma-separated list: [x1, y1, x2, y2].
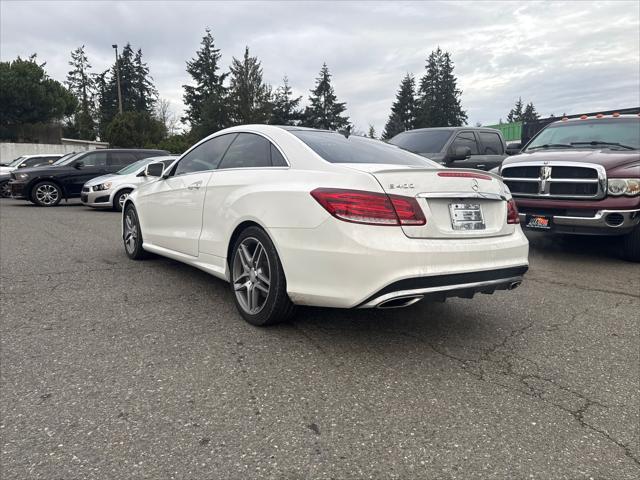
[499, 114, 639, 261]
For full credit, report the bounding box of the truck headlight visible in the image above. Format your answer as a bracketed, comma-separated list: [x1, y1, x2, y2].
[608, 178, 640, 196]
[93, 182, 112, 191]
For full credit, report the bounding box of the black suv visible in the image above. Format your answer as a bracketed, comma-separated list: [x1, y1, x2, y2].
[10, 149, 168, 206]
[389, 127, 517, 171]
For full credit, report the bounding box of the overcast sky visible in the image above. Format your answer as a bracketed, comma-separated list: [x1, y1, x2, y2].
[2, 0, 639, 135]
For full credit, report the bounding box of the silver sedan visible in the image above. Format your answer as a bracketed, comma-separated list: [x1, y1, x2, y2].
[81, 156, 177, 211]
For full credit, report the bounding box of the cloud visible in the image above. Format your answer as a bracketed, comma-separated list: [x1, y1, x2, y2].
[1, 0, 638, 135]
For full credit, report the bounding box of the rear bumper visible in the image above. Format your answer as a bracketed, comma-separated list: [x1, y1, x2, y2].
[519, 209, 640, 235]
[268, 219, 529, 308]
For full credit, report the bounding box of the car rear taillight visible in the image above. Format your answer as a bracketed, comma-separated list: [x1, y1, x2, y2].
[310, 188, 426, 226]
[506, 198, 520, 224]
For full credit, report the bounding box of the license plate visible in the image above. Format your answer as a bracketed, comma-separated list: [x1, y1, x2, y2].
[449, 203, 485, 230]
[526, 215, 552, 230]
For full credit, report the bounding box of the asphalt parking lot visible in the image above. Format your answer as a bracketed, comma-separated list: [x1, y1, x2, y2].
[1, 198, 638, 479]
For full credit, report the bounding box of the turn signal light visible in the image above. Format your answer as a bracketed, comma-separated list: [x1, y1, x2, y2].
[506, 199, 520, 224]
[311, 188, 426, 226]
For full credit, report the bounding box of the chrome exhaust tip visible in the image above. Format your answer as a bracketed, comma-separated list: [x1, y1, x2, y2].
[508, 281, 522, 290]
[376, 295, 424, 309]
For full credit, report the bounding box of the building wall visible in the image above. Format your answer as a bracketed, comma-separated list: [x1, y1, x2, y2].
[0, 140, 108, 163]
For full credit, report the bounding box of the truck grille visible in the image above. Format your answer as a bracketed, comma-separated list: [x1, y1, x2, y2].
[501, 162, 605, 200]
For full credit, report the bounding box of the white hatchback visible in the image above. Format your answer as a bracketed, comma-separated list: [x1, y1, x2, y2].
[122, 125, 529, 326]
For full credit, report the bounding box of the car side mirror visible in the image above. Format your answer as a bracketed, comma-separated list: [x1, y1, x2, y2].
[18, 163, 26, 168]
[144, 162, 164, 177]
[506, 142, 522, 155]
[450, 146, 471, 161]
[74, 161, 84, 169]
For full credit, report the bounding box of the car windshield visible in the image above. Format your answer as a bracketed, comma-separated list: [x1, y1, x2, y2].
[291, 131, 436, 166]
[388, 130, 453, 154]
[116, 156, 177, 175]
[526, 118, 640, 151]
[5, 156, 26, 167]
[53, 152, 83, 165]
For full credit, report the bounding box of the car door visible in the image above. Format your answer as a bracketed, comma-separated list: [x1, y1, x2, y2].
[136, 134, 236, 257]
[476, 131, 507, 171]
[198, 133, 287, 259]
[67, 151, 108, 195]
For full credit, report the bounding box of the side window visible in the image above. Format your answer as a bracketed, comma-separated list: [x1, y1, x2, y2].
[218, 133, 271, 169]
[270, 144, 288, 166]
[174, 134, 236, 176]
[81, 151, 108, 167]
[108, 152, 137, 167]
[478, 132, 504, 155]
[23, 157, 46, 167]
[451, 132, 479, 155]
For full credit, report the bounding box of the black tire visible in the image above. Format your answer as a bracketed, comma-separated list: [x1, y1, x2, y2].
[621, 226, 640, 262]
[0, 180, 10, 198]
[113, 189, 133, 212]
[31, 181, 62, 207]
[123, 204, 149, 260]
[229, 226, 296, 326]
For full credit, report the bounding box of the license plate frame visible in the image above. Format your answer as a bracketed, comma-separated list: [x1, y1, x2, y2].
[448, 203, 486, 231]
[525, 215, 552, 230]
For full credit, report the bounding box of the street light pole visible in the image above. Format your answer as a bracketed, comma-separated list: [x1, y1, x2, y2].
[112, 44, 123, 115]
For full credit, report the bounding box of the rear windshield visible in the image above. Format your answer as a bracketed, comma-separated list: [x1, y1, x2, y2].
[291, 131, 434, 166]
[389, 130, 453, 154]
[525, 118, 640, 151]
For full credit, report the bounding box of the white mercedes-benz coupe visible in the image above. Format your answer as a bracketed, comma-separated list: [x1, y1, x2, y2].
[122, 125, 529, 326]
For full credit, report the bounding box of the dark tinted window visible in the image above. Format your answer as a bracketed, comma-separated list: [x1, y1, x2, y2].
[218, 133, 271, 169]
[109, 152, 137, 167]
[389, 130, 452, 153]
[292, 131, 434, 166]
[270, 144, 288, 166]
[451, 132, 479, 155]
[135, 151, 166, 160]
[80, 151, 108, 167]
[23, 157, 48, 167]
[478, 132, 504, 155]
[174, 134, 236, 176]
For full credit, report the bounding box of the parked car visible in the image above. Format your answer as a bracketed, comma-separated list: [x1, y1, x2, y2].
[389, 127, 517, 171]
[122, 125, 529, 326]
[499, 114, 640, 261]
[0, 153, 63, 174]
[82, 156, 177, 211]
[9, 149, 168, 207]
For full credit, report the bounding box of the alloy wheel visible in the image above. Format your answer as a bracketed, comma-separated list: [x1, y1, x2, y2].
[35, 184, 59, 205]
[118, 192, 129, 210]
[124, 210, 139, 254]
[0, 181, 10, 198]
[232, 237, 271, 315]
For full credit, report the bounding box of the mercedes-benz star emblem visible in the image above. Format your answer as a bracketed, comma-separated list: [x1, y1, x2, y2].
[471, 178, 479, 191]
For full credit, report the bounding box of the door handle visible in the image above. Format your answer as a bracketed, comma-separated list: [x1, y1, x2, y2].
[187, 181, 202, 190]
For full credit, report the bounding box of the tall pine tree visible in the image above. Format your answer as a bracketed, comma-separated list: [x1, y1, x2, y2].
[303, 63, 349, 130]
[66, 45, 95, 140]
[270, 76, 302, 125]
[132, 48, 157, 113]
[182, 28, 229, 138]
[506, 97, 524, 123]
[522, 102, 539, 122]
[415, 48, 467, 127]
[228, 46, 271, 125]
[382, 73, 416, 139]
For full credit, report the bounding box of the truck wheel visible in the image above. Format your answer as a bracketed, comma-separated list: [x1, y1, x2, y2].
[621, 226, 640, 262]
[31, 181, 62, 207]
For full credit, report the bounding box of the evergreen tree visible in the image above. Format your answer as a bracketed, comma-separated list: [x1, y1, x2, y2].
[382, 73, 416, 139]
[270, 76, 302, 125]
[228, 46, 271, 125]
[182, 28, 228, 137]
[522, 102, 540, 122]
[506, 97, 524, 123]
[96, 43, 157, 133]
[66, 45, 95, 140]
[303, 63, 350, 130]
[415, 48, 467, 127]
[367, 125, 376, 139]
